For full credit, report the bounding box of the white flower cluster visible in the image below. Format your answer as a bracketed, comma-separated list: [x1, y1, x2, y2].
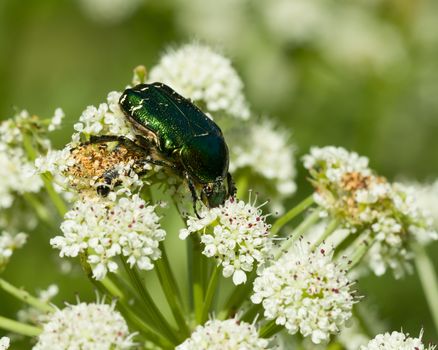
[251, 243, 354, 344]
[149, 43, 250, 121]
[72, 91, 136, 145]
[230, 119, 296, 213]
[0, 110, 46, 208]
[0, 231, 27, 272]
[176, 318, 271, 350]
[360, 330, 436, 350]
[0, 337, 9, 350]
[51, 194, 166, 280]
[33, 300, 136, 350]
[180, 197, 272, 285]
[303, 146, 438, 278]
[48, 108, 65, 132]
[18, 284, 59, 325]
[78, 0, 142, 24]
[36, 142, 149, 201]
[409, 179, 438, 230]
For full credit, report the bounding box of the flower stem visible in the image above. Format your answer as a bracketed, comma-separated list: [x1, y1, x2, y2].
[241, 303, 263, 323]
[22, 193, 51, 226]
[348, 233, 375, 269]
[219, 270, 256, 320]
[201, 264, 220, 324]
[120, 257, 180, 344]
[93, 275, 174, 349]
[413, 243, 438, 334]
[311, 218, 339, 249]
[191, 234, 204, 324]
[0, 278, 55, 313]
[155, 242, 190, 337]
[41, 174, 67, 217]
[259, 319, 283, 338]
[0, 315, 41, 337]
[270, 195, 314, 236]
[275, 210, 320, 259]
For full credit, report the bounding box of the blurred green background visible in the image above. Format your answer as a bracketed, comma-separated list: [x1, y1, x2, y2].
[1, 0, 437, 347]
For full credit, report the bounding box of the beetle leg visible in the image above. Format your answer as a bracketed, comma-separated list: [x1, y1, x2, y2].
[227, 172, 237, 197]
[185, 172, 201, 219]
[88, 135, 149, 155]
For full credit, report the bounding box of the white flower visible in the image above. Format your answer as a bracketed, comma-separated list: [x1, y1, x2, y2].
[251, 243, 355, 344]
[180, 196, 272, 285]
[407, 179, 438, 231]
[0, 231, 27, 271]
[72, 91, 136, 145]
[149, 43, 250, 120]
[303, 146, 438, 278]
[51, 194, 165, 280]
[0, 337, 10, 350]
[33, 300, 136, 350]
[229, 119, 296, 213]
[48, 108, 65, 131]
[360, 330, 436, 350]
[18, 284, 59, 325]
[176, 318, 271, 350]
[261, 0, 329, 44]
[78, 0, 142, 24]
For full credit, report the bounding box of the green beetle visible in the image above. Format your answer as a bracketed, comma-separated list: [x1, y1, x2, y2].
[93, 82, 235, 213]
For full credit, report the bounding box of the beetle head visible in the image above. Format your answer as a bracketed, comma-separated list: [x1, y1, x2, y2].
[201, 177, 228, 208]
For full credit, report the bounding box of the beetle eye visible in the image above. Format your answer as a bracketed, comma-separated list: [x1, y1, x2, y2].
[204, 185, 213, 194]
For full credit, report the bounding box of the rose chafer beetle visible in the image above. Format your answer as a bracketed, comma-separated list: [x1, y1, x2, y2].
[91, 82, 235, 213]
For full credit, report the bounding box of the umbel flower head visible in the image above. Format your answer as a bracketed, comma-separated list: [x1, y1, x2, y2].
[176, 318, 271, 350]
[0, 231, 27, 272]
[0, 108, 63, 208]
[33, 299, 136, 350]
[303, 146, 438, 278]
[51, 194, 166, 280]
[180, 196, 272, 285]
[149, 43, 250, 121]
[0, 337, 9, 350]
[229, 118, 296, 213]
[37, 142, 150, 200]
[251, 243, 355, 344]
[360, 330, 436, 350]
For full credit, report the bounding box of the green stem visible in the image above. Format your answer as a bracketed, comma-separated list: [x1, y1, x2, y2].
[219, 270, 256, 320]
[93, 276, 174, 349]
[259, 319, 283, 338]
[241, 303, 263, 323]
[311, 218, 339, 249]
[349, 233, 375, 269]
[191, 234, 204, 324]
[21, 132, 67, 217]
[0, 315, 41, 337]
[22, 193, 51, 226]
[155, 243, 190, 337]
[79, 253, 177, 347]
[0, 278, 55, 313]
[270, 195, 315, 236]
[120, 257, 179, 344]
[41, 174, 67, 217]
[413, 243, 438, 334]
[201, 264, 220, 324]
[275, 210, 320, 259]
